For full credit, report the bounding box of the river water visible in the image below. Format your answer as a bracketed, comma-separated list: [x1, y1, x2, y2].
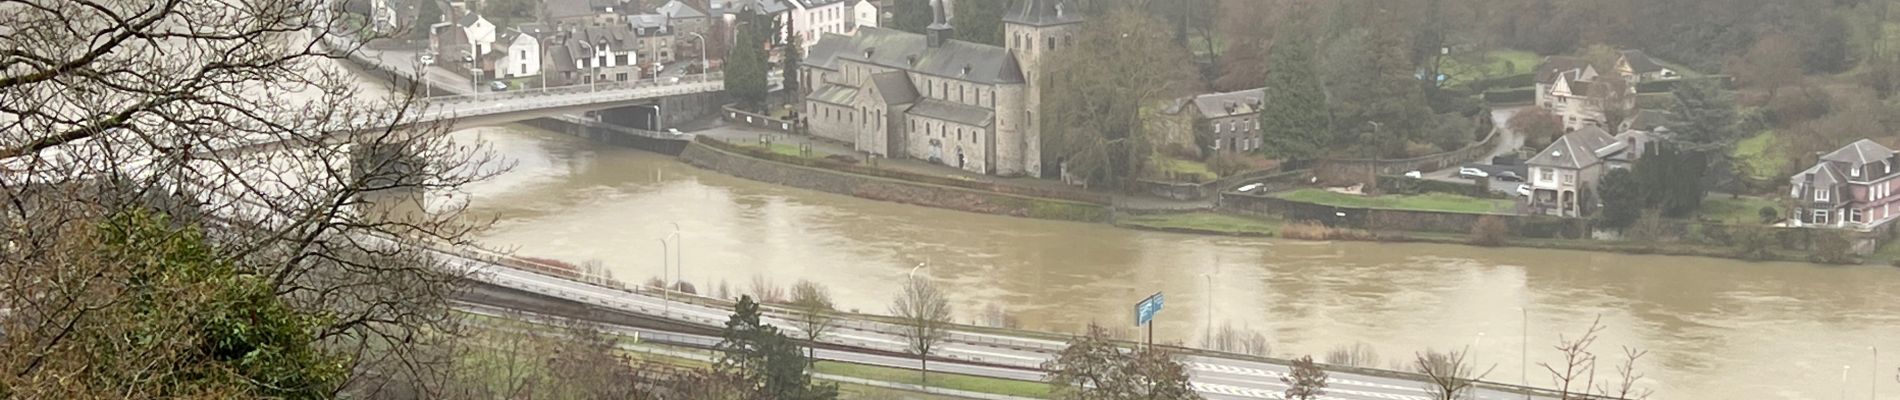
[455, 124, 1900, 400]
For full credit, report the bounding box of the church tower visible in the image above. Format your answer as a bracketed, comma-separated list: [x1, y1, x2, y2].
[1003, 0, 1082, 177]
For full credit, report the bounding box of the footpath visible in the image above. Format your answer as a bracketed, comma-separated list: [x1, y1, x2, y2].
[690, 122, 1217, 213]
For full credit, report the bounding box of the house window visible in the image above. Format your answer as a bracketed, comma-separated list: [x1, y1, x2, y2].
[1815, 209, 1830, 224]
[1214, 123, 1223, 133]
[1047, 37, 1055, 51]
[1212, 139, 1220, 150]
[1817, 188, 1830, 202]
[1853, 209, 1865, 223]
[1561, 172, 1575, 185]
[1538, 168, 1553, 182]
[1852, 168, 1861, 178]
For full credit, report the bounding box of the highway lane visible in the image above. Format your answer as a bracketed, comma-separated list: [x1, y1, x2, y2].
[437, 245, 1564, 400]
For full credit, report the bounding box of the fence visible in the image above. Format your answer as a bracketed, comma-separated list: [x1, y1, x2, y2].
[722, 104, 797, 133]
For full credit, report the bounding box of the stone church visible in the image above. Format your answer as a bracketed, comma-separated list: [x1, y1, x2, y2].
[801, 0, 1082, 177]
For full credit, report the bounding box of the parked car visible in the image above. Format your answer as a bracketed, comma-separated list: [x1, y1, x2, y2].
[489, 81, 509, 91]
[1517, 184, 1532, 197]
[667, 128, 683, 136]
[1458, 167, 1489, 179]
[418, 54, 435, 65]
[1496, 171, 1523, 182]
[1403, 170, 1422, 178]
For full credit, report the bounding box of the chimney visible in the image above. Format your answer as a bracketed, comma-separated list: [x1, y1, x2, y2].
[926, 0, 953, 48]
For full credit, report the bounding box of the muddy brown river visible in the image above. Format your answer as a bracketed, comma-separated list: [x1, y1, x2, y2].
[454, 124, 1900, 400]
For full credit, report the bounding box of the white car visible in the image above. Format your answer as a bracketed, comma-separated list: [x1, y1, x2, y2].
[1403, 170, 1422, 179]
[1458, 167, 1489, 179]
[1517, 184, 1532, 197]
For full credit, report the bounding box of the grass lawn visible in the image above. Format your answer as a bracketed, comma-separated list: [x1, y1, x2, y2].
[1443, 49, 1542, 86]
[1120, 212, 1282, 236]
[813, 361, 1052, 398]
[744, 142, 812, 158]
[1699, 195, 1780, 224]
[1150, 156, 1218, 183]
[1734, 131, 1788, 180]
[1657, 59, 1705, 78]
[1273, 188, 1514, 214]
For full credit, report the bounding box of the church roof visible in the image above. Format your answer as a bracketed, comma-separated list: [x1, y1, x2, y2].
[1003, 0, 1082, 27]
[909, 98, 995, 127]
[805, 27, 1024, 85]
[870, 71, 919, 105]
[657, 0, 707, 18]
[808, 85, 858, 105]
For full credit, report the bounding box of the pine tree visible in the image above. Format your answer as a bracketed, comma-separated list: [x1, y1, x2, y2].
[725, 10, 773, 111]
[890, 0, 933, 33]
[782, 21, 804, 103]
[412, 0, 441, 40]
[1259, 20, 1331, 161]
[1282, 355, 1329, 400]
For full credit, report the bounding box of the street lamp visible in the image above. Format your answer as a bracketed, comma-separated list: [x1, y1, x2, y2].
[1473, 332, 1486, 369]
[670, 222, 682, 293]
[658, 237, 671, 317]
[908, 261, 928, 281]
[686, 31, 709, 83]
[1873, 346, 1879, 400]
[1845, 365, 1853, 400]
[1201, 272, 1212, 349]
[1521, 307, 1530, 397]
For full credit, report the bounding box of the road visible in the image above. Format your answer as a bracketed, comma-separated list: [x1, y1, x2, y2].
[1420, 106, 1529, 195]
[433, 242, 1563, 400]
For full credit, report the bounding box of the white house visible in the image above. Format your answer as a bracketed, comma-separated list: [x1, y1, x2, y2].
[499, 29, 541, 78]
[849, 0, 878, 34]
[788, 0, 850, 53]
[459, 13, 496, 56]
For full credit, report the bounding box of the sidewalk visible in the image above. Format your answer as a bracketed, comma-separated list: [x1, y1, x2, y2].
[689, 122, 1218, 211]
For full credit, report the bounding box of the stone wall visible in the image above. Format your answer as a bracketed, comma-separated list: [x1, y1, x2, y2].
[1217, 191, 1583, 237]
[680, 141, 1110, 222]
[520, 117, 693, 155]
[725, 105, 797, 133]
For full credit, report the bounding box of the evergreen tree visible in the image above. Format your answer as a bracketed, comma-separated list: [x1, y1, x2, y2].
[412, 0, 441, 40]
[783, 24, 804, 103]
[890, 0, 933, 33]
[716, 296, 839, 400]
[1282, 355, 1329, 400]
[1596, 168, 1645, 229]
[1259, 20, 1332, 161]
[1662, 79, 1739, 207]
[725, 9, 774, 111]
[953, 0, 1009, 45]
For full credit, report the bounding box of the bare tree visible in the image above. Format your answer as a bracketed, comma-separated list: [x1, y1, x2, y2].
[1594, 346, 1653, 400]
[1044, 324, 1203, 400]
[1541, 316, 1605, 399]
[1326, 342, 1381, 368]
[750, 275, 787, 304]
[1414, 347, 1494, 400]
[1202, 322, 1271, 357]
[0, 0, 503, 394]
[789, 279, 838, 365]
[889, 275, 952, 384]
[1283, 355, 1329, 400]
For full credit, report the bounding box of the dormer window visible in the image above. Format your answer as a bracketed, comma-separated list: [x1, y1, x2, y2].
[1852, 168, 1861, 178]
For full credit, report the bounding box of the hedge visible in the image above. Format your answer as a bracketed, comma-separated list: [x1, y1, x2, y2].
[1482, 88, 1537, 104]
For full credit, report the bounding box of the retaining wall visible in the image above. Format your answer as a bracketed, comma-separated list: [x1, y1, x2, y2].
[680, 141, 1110, 222]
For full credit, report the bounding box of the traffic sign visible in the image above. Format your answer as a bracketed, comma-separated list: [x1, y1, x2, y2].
[1135, 292, 1164, 326]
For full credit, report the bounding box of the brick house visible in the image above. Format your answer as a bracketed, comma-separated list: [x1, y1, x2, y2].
[1789, 139, 1900, 228]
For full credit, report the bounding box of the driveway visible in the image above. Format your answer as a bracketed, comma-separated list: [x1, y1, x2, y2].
[1416, 106, 1530, 195]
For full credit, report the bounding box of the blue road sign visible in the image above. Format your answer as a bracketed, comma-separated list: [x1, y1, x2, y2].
[1135, 292, 1164, 326]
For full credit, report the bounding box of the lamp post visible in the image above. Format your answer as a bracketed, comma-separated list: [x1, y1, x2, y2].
[908, 261, 928, 281]
[658, 237, 671, 317]
[1873, 346, 1879, 400]
[1844, 365, 1852, 400]
[1201, 272, 1212, 349]
[686, 32, 708, 83]
[1521, 307, 1530, 397]
[671, 222, 682, 293]
[1473, 332, 1486, 370]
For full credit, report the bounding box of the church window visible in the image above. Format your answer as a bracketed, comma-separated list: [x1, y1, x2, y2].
[1047, 37, 1055, 51]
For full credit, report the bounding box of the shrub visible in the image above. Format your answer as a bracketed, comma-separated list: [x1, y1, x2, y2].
[1731, 225, 1778, 261]
[1468, 215, 1509, 246]
[1758, 206, 1779, 224]
[1207, 152, 1250, 178]
[1809, 231, 1856, 264]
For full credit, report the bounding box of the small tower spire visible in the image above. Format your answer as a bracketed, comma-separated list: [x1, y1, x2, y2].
[927, 0, 955, 47]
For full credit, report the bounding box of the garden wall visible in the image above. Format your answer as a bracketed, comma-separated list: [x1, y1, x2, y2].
[722, 104, 796, 133]
[680, 140, 1111, 222]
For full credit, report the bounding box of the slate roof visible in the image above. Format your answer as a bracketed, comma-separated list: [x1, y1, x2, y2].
[1003, 0, 1083, 27]
[630, 13, 670, 31]
[1625, 109, 1671, 132]
[1535, 56, 1589, 85]
[1820, 139, 1896, 167]
[458, 12, 485, 27]
[804, 27, 1024, 85]
[657, 0, 707, 19]
[1188, 88, 1265, 119]
[517, 23, 556, 39]
[870, 71, 919, 105]
[808, 85, 858, 105]
[1528, 126, 1617, 170]
[1795, 162, 1847, 188]
[908, 98, 995, 127]
[1619, 50, 1664, 74]
[546, 43, 579, 72]
[547, 0, 595, 20]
